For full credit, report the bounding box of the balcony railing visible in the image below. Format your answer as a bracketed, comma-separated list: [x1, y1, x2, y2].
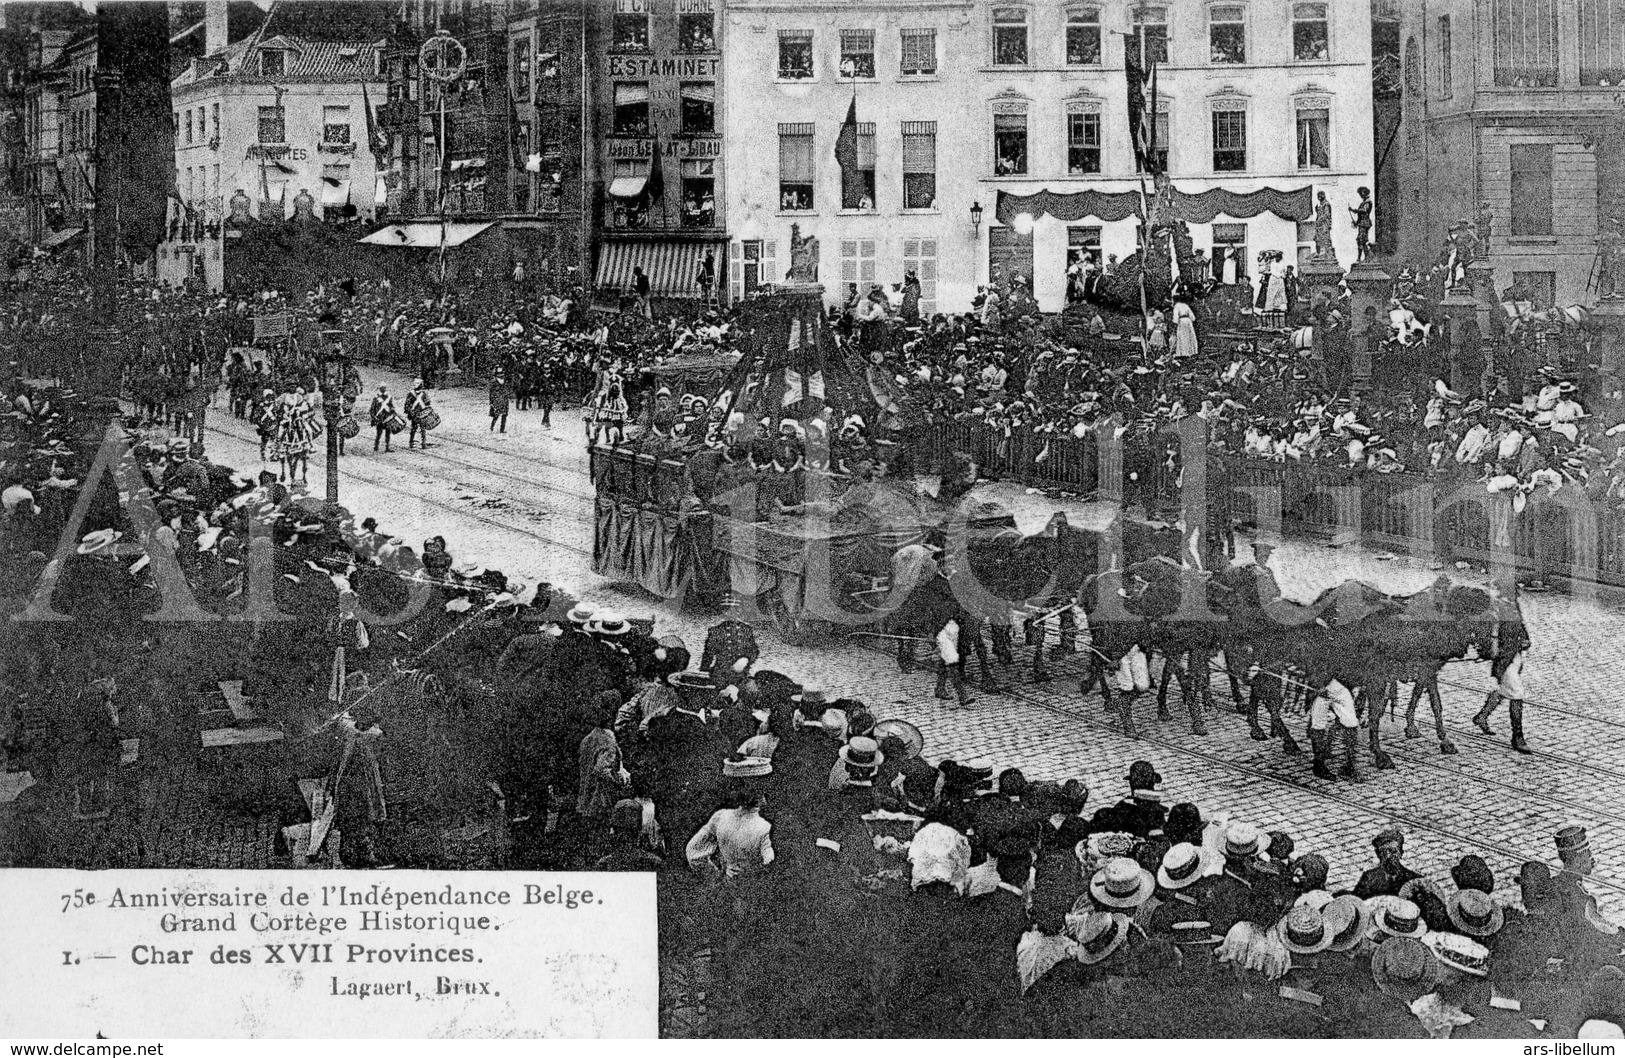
[1494, 65, 1557, 87]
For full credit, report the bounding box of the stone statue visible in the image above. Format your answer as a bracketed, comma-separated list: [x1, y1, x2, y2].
[786, 222, 819, 285]
[1349, 187, 1373, 262]
[293, 187, 317, 222]
[1447, 220, 1476, 292]
[1598, 218, 1625, 300]
[1475, 200, 1493, 260]
[1312, 190, 1336, 262]
[228, 188, 252, 225]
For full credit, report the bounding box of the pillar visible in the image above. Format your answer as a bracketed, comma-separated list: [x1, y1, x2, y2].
[1343, 258, 1392, 394]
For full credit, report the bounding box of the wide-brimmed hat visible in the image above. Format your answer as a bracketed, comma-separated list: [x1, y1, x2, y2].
[566, 604, 596, 626]
[76, 528, 123, 555]
[1156, 843, 1210, 891]
[1279, 904, 1335, 955]
[1222, 821, 1264, 858]
[1090, 856, 1155, 909]
[1067, 911, 1131, 964]
[1371, 897, 1427, 939]
[838, 736, 884, 770]
[1425, 931, 1491, 978]
[872, 719, 924, 760]
[1371, 937, 1441, 1000]
[1324, 895, 1372, 952]
[1446, 889, 1503, 937]
[667, 670, 713, 691]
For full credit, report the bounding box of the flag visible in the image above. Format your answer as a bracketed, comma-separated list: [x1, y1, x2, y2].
[1125, 37, 1159, 176]
[834, 92, 861, 207]
[783, 368, 825, 406]
[645, 125, 665, 204]
[360, 81, 385, 167]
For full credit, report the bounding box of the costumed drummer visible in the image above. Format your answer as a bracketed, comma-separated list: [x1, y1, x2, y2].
[405, 378, 435, 450]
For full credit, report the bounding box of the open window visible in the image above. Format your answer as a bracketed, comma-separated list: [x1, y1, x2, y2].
[612, 0, 650, 52]
[677, 0, 715, 52]
[1066, 8, 1102, 65]
[681, 160, 716, 227]
[681, 82, 715, 135]
[613, 83, 650, 137]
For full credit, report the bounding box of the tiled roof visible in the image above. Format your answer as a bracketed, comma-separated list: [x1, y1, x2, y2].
[172, 35, 380, 88]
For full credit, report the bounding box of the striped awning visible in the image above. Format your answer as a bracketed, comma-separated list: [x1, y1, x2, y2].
[39, 226, 84, 249]
[596, 239, 724, 298]
[357, 221, 493, 248]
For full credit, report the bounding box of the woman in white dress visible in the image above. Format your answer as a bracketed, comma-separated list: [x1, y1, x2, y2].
[1172, 298, 1199, 359]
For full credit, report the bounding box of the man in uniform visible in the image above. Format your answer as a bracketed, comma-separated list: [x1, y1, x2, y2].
[1353, 827, 1421, 899]
[700, 615, 760, 698]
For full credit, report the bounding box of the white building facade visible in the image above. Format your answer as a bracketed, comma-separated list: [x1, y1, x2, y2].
[161, 34, 385, 289]
[723, 0, 1375, 314]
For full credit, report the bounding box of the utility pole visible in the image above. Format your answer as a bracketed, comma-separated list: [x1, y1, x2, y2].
[89, 4, 174, 399]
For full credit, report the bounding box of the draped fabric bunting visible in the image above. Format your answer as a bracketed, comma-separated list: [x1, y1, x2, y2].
[995, 186, 1314, 226]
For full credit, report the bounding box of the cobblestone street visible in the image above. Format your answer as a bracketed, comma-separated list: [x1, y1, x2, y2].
[99, 367, 1625, 916]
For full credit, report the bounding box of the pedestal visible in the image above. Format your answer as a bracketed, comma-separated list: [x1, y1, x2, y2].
[1343, 260, 1392, 394]
[1590, 299, 1625, 378]
[1441, 289, 1479, 394]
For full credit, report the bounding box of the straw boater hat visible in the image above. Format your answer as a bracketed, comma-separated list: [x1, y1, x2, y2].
[1279, 904, 1335, 955]
[1323, 895, 1373, 953]
[589, 612, 630, 636]
[1425, 931, 1491, 978]
[1066, 911, 1131, 965]
[837, 736, 884, 771]
[722, 754, 772, 779]
[1371, 936, 1441, 1000]
[1156, 843, 1210, 892]
[1090, 856, 1156, 909]
[76, 528, 123, 556]
[872, 719, 924, 760]
[1446, 889, 1504, 938]
[1222, 821, 1265, 859]
[1370, 897, 1428, 940]
[566, 604, 596, 627]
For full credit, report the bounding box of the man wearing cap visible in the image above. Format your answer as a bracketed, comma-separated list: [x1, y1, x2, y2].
[1489, 862, 1574, 1019]
[1553, 825, 1622, 950]
[1087, 760, 1168, 839]
[1353, 827, 1421, 900]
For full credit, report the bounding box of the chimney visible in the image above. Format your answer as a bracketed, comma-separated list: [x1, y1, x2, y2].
[204, 1, 228, 56]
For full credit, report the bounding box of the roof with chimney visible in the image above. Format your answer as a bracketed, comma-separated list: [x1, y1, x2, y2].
[172, 34, 383, 88]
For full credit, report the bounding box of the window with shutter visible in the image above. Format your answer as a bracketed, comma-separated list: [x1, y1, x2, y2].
[902, 121, 936, 209]
[900, 28, 936, 75]
[731, 240, 744, 302]
[779, 123, 815, 211]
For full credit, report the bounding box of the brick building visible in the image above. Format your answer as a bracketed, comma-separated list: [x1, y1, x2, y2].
[374, 0, 591, 292]
[590, 0, 726, 303]
[1398, 0, 1625, 308]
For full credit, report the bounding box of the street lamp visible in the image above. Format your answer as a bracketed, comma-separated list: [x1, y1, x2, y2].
[970, 200, 984, 231]
[320, 331, 350, 512]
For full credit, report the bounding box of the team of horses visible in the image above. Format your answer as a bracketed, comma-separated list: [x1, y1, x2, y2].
[884, 517, 1522, 780]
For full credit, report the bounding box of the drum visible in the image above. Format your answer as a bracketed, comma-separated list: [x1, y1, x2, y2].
[419, 409, 442, 431]
[383, 413, 407, 435]
[337, 416, 361, 439]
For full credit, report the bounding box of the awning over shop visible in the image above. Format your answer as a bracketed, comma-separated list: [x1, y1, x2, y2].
[607, 175, 648, 199]
[38, 226, 84, 249]
[321, 180, 350, 208]
[357, 221, 494, 249]
[596, 239, 725, 298]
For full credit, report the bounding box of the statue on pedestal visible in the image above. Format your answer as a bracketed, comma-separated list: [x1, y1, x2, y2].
[292, 187, 317, 223]
[786, 223, 819, 285]
[1475, 201, 1494, 260]
[228, 188, 252, 226]
[1446, 219, 1477, 293]
[1348, 186, 1373, 262]
[1312, 190, 1337, 264]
